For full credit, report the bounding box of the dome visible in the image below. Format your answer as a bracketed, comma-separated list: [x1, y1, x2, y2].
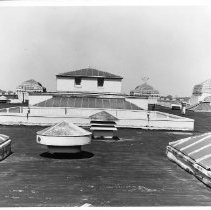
[130, 83, 159, 96]
[16, 79, 45, 92]
[192, 79, 211, 96]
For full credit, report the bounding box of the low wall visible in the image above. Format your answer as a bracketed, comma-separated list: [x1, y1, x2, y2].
[22, 106, 148, 119]
[28, 95, 53, 106]
[125, 98, 148, 110]
[0, 106, 194, 131]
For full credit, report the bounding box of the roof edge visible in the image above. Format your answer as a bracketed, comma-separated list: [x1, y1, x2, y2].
[56, 75, 123, 80]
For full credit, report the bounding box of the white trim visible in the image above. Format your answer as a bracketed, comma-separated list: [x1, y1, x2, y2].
[0, 139, 11, 148]
[90, 127, 117, 131]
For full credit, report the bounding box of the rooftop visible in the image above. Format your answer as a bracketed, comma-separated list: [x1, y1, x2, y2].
[56, 68, 123, 80]
[1, 114, 211, 206]
[34, 96, 142, 110]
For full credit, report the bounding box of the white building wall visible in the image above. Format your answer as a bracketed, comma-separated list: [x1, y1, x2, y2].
[9, 99, 22, 104]
[56, 78, 122, 93]
[0, 111, 194, 130]
[125, 98, 148, 110]
[28, 95, 53, 106]
[17, 91, 29, 102]
[148, 97, 158, 104]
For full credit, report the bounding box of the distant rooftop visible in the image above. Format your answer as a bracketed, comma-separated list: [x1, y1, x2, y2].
[56, 68, 123, 79]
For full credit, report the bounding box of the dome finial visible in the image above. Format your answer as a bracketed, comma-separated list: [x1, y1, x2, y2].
[141, 76, 149, 83]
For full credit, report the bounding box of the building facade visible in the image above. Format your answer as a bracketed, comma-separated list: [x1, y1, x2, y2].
[56, 68, 123, 93]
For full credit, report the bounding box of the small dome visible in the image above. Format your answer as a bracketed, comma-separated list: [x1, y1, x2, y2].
[37, 121, 91, 137]
[16, 79, 45, 92]
[130, 82, 159, 95]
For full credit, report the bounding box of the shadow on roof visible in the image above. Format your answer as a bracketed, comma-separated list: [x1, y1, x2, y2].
[40, 151, 94, 159]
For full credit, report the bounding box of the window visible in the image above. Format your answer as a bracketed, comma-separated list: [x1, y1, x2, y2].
[75, 77, 82, 86]
[97, 78, 104, 87]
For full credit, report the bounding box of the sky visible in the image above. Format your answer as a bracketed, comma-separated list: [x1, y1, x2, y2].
[0, 5, 211, 96]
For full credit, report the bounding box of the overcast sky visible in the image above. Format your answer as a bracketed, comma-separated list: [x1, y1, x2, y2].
[0, 6, 211, 96]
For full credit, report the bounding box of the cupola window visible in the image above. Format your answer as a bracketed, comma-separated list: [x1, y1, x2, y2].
[98, 78, 104, 87]
[75, 77, 82, 86]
